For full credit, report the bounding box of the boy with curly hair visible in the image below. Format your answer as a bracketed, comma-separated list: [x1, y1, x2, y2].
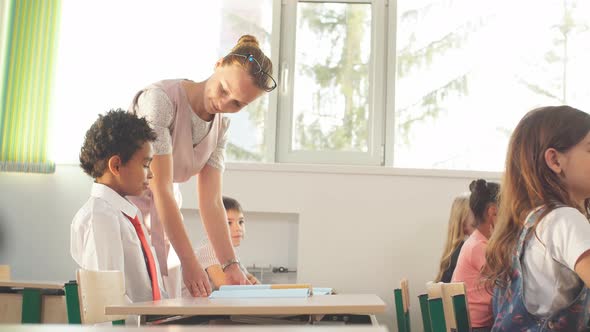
[71, 109, 165, 302]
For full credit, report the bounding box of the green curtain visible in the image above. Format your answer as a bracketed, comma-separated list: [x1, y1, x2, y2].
[0, 0, 61, 173]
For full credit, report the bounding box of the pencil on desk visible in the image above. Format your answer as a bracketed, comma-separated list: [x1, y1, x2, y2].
[270, 284, 311, 289]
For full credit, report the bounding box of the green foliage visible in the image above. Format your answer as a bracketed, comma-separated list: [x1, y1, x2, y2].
[226, 142, 263, 162]
[225, 0, 589, 161]
[397, 18, 487, 77]
[395, 4, 490, 143]
[295, 4, 369, 152]
[220, 9, 271, 162]
[397, 74, 469, 145]
[518, 0, 588, 104]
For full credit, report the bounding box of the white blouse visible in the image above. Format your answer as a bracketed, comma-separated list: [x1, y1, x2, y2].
[70, 183, 166, 303]
[135, 88, 230, 171]
[522, 207, 590, 316]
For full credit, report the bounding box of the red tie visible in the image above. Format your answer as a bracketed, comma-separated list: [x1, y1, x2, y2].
[125, 214, 161, 301]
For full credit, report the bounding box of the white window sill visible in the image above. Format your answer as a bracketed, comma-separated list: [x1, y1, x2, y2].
[54, 162, 502, 180]
[225, 162, 502, 180]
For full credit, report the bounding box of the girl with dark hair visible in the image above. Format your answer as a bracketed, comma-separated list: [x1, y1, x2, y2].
[452, 178, 500, 332]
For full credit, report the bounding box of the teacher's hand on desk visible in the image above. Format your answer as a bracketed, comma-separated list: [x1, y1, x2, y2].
[247, 273, 261, 285]
[224, 264, 251, 285]
[182, 257, 212, 297]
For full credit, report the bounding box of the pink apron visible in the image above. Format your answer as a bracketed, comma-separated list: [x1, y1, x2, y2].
[128, 79, 223, 275]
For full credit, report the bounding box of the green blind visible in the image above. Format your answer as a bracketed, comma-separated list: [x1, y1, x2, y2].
[0, 0, 61, 173]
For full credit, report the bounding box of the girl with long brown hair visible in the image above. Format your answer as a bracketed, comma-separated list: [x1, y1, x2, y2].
[483, 106, 590, 331]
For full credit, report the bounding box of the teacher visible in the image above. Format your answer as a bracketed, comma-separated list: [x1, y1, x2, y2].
[128, 35, 276, 297]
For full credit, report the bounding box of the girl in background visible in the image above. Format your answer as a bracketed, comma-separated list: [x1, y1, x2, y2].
[435, 193, 475, 283]
[452, 179, 500, 332]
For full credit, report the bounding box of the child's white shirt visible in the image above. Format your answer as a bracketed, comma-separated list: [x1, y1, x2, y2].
[70, 182, 166, 303]
[522, 207, 590, 316]
[180, 239, 250, 297]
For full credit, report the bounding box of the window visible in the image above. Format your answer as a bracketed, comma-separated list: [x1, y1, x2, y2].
[51, 0, 276, 164]
[277, 0, 386, 165]
[394, 0, 590, 171]
[50, 0, 590, 172]
[217, 1, 277, 162]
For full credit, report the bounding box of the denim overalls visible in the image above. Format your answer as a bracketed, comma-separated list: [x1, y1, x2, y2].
[492, 208, 590, 331]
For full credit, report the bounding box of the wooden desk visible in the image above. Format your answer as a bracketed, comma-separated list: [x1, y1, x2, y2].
[0, 280, 67, 324]
[0, 281, 64, 290]
[106, 294, 386, 326]
[0, 325, 389, 332]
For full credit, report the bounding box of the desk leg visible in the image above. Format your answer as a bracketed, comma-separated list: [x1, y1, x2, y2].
[21, 288, 42, 323]
[64, 281, 81, 324]
[369, 315, 379, 326]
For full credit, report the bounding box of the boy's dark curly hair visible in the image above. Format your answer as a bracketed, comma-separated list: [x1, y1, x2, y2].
[79, 109, 157, 178]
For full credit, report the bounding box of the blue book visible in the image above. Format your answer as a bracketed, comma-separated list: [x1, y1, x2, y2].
[209, 288, 310, 299]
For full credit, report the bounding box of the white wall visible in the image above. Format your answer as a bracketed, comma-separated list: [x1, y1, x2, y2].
[182, 208, 300, 276]
[0, 163, 499, 330]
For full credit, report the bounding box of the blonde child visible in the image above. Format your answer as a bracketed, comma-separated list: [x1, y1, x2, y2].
[484, 106, 590, 331]
[435, 193, 475, 283]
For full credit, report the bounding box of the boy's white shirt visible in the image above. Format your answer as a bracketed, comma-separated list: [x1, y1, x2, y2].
[522, 206, 590, 316]
[70, 182, 167, 304]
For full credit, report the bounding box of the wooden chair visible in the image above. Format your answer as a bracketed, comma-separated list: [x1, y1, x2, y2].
[426, 282, 447, 332]
[426, 281, 471, 332]
[64, 269, 126, 325]
[394, 278, 411, 332]
[0, 265, 10, 280]
[418, 293, 433, 332]
[441, 282, 470, 332]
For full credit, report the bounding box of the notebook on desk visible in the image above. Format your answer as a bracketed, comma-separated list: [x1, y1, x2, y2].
[209, 284, 332, 299]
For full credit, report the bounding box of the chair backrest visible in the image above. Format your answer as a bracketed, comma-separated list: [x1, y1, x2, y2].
[401, 279, 410, 312]
[451, 293, 470, 332]
[0, 265, 10, 280]
[426, 282, 447, 332]
[418, 293, 433, 332]
[441, 282, 470, 332]
[394, 278, 411, 332]
[76, 269, 127, 324]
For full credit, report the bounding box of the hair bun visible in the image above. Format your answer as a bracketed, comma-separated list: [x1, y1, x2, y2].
[469, 179, 488, 193]
[237, 34, 260, 48]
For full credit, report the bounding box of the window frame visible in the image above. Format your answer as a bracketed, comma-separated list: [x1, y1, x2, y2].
[275, 0, 388, 165]
[262, 0, 283, 162]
